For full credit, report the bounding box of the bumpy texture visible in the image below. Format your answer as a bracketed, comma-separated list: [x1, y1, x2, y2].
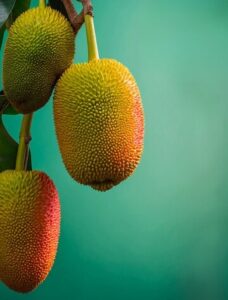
[3, 7, 75, 113]
[54, 59, 144, 191]
[0, 170, 60, 293]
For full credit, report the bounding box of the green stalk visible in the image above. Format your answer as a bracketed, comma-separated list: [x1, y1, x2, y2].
[85, 14, 99, 61]
[39, 0, 46, 9]
[15, 114, 33, 171]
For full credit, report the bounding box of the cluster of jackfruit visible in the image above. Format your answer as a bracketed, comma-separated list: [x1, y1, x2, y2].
[3, 6, 144, 192]
[0, 2, 144, 294]
[0, 6, 70, 293]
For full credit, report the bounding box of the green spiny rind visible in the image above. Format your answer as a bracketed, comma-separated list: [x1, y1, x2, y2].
[3, 7, 75, 113]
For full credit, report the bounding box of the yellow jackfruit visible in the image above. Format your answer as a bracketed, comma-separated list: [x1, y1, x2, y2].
[3, 7, 75, 114]
[54, 59, 144, 191]
[0, 170, 60, 293]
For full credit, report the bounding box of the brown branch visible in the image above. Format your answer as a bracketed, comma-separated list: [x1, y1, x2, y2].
[61, 0, 83, 35]
[81, 0, 93, 16]
[61, 0, 94, 35]
[71, 9, 84, 35]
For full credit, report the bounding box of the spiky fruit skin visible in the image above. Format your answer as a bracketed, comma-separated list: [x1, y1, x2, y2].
[54, 59, 144, 191]
[0, 170, 60, 293]
[3, 7, 75, 114]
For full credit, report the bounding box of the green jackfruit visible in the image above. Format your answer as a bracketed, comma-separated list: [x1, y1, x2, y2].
[3, 7, 75, 114]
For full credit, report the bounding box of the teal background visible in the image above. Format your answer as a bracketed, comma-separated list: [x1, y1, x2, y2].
[0, 0, 228, 299]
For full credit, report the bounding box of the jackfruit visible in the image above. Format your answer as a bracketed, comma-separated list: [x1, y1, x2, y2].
[3, 7, 75, 114]
[54, 59, 144, 191]
[0, 170, 60, 293]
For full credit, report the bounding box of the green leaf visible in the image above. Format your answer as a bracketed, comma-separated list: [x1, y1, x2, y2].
[0, 22, 5, 50]
[48, 0, 70, 22]
[0, 91, 18, 115]
[0, 0, 17, 28]
[0, 115, 32, 172]
[5, 0, 31, 29]
[12, 0, 31, 19]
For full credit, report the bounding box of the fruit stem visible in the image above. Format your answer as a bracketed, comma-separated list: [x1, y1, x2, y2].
[15, 114, 33, 171]
[39, 0, 46, 9]
[85, 14, 99, 61]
